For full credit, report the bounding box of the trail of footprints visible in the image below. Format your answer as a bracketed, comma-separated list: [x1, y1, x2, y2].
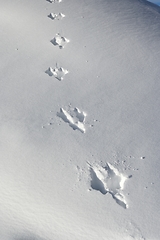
[44, 0, 133, 209]
[45, 0, 86, 132]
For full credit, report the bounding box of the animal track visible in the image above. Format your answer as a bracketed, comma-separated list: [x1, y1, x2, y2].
[48, 13, 65, 20]
[45, 66, 68, 80]
[57, 107, 87, 133]
[53, 66, 68, 80]
[89, 163, 128, 209]
[51, 33, 70, 49]
[47, 0, 62, 3]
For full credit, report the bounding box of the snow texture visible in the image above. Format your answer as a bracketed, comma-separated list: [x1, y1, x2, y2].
[0, 0, 160, 239]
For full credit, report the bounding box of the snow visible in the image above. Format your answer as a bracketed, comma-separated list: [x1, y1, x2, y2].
[147, 0, 160, 6]
[0, 0, 160, 239]
[57, 107, 86, 133]
[89, 162, 128, 209]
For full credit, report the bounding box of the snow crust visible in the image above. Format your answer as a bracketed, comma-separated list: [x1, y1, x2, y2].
[0, 0, 160, 239]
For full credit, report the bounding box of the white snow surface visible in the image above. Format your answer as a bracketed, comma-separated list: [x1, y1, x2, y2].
[0, 0, 160, 239]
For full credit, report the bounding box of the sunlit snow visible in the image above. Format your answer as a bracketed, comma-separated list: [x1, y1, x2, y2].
[0, 0, 160, 239]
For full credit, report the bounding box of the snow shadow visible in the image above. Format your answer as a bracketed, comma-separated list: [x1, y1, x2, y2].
[13, 234, 46, 240]
[90, 168, 107, 195]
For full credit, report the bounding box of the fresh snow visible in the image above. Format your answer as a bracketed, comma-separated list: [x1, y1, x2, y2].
[0, 0, 160, 239]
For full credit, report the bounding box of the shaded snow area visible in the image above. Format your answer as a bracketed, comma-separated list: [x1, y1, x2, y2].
[0, 0, 160, 239]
